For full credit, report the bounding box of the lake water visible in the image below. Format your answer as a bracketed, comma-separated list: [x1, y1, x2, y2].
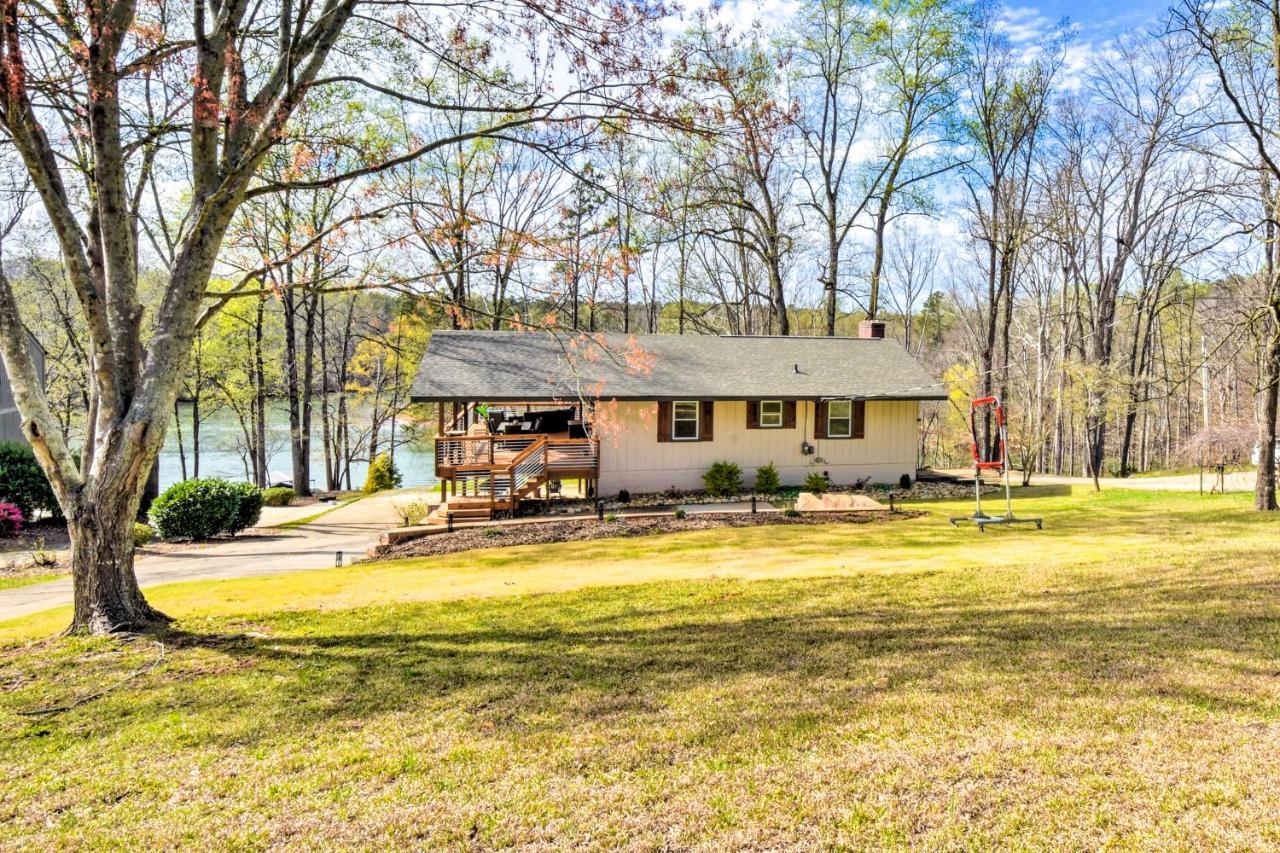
[157, 400, 438, 491]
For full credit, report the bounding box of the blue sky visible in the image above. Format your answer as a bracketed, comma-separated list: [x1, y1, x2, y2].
[1027, 0, 1172, 38]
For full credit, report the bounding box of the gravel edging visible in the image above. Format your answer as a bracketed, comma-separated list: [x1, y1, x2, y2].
[374, 509, 923, 561]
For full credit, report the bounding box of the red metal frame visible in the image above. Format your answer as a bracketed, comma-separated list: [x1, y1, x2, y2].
[968, 396, 1007, 471]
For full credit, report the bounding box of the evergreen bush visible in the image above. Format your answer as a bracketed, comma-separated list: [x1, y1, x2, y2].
[132, 523, 155, 547]
[802, 471, 828, 495]
[754, 462, 781, 494]
[262, 486, 295, 507]
[228, 482, 264, 533]
[363, 453, 402, 494]
[702, 461, 743, 497]
[149, 479, 241, 540]
[0, 441, 60, 519]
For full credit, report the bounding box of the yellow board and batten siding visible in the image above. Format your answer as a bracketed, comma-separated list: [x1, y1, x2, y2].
[596, 399, 919, 495]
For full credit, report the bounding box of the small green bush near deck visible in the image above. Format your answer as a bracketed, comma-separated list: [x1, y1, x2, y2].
[363, 453, 402, 494]
[673, 508, 687, 520]
[149, 479, 246, 540]
[0, 441, 59, 520]
[802, 471, 828, 495]
[393, 500, 431, 527]
[262, 487, 295, 507]
[702, 461, 743, 497]
[754, 462, 781, 494]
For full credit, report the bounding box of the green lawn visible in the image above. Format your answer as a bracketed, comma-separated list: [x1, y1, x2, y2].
[2, 487, 1279, 848]
[0, 572, 60, 592]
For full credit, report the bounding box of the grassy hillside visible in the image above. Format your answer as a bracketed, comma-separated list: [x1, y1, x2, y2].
[2, 487, 1278, 848]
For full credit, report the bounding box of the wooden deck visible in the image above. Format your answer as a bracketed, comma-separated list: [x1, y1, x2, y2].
[432, 433, 599, 519]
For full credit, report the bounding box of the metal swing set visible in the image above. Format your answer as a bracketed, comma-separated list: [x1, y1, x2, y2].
[949, 396, 1042, 531]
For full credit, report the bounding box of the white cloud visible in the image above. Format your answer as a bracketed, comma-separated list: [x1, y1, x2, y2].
[996, 6, 1054, 43]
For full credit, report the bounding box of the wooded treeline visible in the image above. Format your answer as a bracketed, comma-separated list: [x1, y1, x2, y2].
[11, 0, 1274, 490]
[2, 0, 1279, 628]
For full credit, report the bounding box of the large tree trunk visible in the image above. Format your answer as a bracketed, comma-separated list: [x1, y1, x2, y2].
[1257, 289, 1280, 511]
[1257, 345, 1280, 511]
[68, 493, 168, 633]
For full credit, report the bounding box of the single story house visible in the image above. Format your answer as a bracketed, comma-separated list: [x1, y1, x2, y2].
[0, 332, 46, 445]
[411, 324, 945, 515]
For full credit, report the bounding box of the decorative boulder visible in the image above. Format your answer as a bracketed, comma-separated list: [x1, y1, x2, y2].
[794, 492, 888, 512]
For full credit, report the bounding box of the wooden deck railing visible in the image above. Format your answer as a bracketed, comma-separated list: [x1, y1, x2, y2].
[435, 433, 599, 509]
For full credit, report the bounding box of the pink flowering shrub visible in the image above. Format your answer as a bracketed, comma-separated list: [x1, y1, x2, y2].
[0, 502, 23, 537]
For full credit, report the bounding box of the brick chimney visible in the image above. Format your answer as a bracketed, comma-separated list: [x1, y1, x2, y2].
[858, 319, 886, 339]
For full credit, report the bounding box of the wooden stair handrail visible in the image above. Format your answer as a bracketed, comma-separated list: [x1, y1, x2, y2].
[502, 434, 548, 472]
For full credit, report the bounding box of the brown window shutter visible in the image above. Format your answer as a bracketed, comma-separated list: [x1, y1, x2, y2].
[700, 400, 714, 441]
[853, 400, 866, 439]
[746, 401, 759, 429]
[657, 401, 672, 442]
[813, 400, 827, 439]
[783, 401, 796, 429]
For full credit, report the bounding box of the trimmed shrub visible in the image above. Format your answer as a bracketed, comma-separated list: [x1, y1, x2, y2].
[754, 462, 781, 494]
[132, 523, 155, 548]
[673, 507, 687, 520]
[363, 453, 402, 494]
[898, 473, 912, 490]
[783, 507, 801, 518]
[702, 461, 743, 497]
[262, 486, 295, 507]
[149, 479, 240, 540]
[0, 441, 59, 520]
[803, 471, 828, 495]
[228, 482, 264, 533]
[0, 502, 23, 537]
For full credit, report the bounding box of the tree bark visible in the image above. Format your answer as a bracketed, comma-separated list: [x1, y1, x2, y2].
[68, 493, 169, 633]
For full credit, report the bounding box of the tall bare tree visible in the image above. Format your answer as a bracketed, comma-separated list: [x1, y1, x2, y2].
[0, 0, 664, 633]
[1176, 0, 1280, 509]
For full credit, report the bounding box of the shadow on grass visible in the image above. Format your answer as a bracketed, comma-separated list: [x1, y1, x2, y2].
[89, 562, 1275, 751]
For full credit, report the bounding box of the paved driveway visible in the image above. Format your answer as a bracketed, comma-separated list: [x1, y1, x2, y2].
[0, 490, 429, 624]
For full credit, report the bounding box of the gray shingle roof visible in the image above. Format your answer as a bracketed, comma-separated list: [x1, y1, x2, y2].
[410, 330, 947, 402]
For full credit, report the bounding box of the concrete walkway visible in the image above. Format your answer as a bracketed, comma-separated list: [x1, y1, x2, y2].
[0, 489, 429, 624]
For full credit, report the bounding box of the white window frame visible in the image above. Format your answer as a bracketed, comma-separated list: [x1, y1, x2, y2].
[672, 400, 701, 441]
[827, 399, 853, 438]
[759, 400, 784, 428]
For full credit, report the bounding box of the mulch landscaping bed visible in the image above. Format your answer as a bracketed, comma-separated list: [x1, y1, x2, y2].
[376, 509, 923, 560]
[520, 480, 986, 516]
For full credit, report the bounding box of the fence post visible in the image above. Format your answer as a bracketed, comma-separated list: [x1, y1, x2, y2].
[751, 495, 757, 514]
